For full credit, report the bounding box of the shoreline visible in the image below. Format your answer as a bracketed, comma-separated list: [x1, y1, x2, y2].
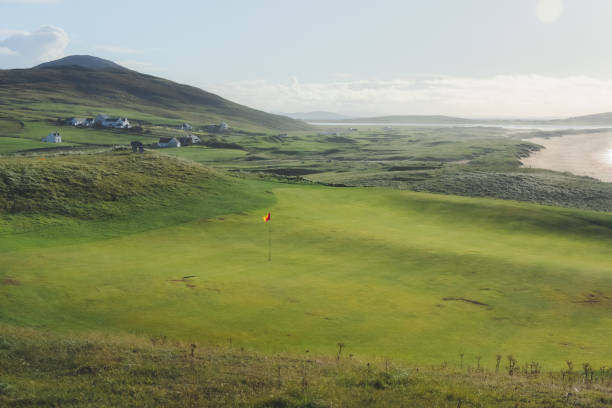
[521, 132, 612, 182]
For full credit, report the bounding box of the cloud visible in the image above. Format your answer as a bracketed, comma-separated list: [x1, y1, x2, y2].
[0, 0, 60, 4]
[0, 28, 28, 39]
[96, 45, 144, 55]
[0, 47, 17, 56]
[0, 25, 69, 68]
[206, 75, 612, 118]
[536, 0, 564, 24]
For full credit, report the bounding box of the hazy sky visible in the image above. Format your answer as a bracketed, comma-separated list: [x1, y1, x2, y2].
[1, 0, 611, 118]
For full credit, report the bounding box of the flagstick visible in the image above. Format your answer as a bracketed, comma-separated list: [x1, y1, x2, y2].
[268, 221, 271, 261]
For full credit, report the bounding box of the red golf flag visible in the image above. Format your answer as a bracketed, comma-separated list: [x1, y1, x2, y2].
[263, 212, 271, 222]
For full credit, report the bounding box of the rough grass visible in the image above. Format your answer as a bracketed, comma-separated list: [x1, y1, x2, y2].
[1, 325, 611, 407]
[0, 151, 212, 215]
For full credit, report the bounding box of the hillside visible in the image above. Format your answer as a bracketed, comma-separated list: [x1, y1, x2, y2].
[35, 55, 128, 71]
[553, 111, 612, 125]
[0, 55, 309, 131]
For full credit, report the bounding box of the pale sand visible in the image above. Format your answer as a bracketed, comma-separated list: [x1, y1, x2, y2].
[521, 132, 612, 182]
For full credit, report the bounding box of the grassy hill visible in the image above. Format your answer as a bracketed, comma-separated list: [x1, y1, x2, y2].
[0, 55, 308, 132]
[1, 152, 611, 366]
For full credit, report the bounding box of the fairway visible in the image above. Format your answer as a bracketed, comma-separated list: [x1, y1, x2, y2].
[1, 181, 611, 368]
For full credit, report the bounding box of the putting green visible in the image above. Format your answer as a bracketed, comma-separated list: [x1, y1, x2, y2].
[1, 183, 611, 368]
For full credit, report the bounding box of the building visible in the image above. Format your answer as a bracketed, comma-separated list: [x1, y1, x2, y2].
[178, 135, 201, 146]
[205, 122, 229, 132]
[178, 123, 193, 131]
[42, 132, 61, 143]
[130, 141, 144, 153]
[95, 114, 131, 129]
[157, 137, 181, 148]
[68, 118, 86, 126]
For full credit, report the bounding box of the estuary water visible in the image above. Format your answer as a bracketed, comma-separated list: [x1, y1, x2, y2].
[521, 132, 612, 182]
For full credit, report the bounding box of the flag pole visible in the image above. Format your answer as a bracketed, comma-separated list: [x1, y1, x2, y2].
[268, 220, 271, 261]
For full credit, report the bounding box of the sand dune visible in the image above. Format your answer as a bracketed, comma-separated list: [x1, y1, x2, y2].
[521, 132, 612, 182]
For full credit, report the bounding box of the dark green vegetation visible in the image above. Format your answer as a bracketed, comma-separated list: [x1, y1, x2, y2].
[2, 326, 612, 408]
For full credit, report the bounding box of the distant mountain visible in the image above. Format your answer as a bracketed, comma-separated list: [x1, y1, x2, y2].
[319, 115, 478, 124]
[318, 113, 612, 127]
[0, 55, 309, 131]
[286, 111, 352, 121]
[35, 55, 128, 71]
[552, 112, 612, 125]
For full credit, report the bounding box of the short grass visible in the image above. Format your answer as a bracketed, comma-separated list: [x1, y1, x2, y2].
[158, 145, 247, 163]
[0, 137, 76, 154]
[1, 153, 611, 369]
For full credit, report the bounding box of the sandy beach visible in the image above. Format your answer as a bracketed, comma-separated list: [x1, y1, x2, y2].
[521, 132, 612, 182]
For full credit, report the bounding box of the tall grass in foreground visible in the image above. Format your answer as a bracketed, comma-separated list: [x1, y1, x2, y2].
[1, 326, 611, 407]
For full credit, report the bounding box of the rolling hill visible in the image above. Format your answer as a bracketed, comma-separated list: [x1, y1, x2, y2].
[35, 54, 128, 71]
[0, 55, 309, 131]
[319, 112, 612, 126]
[286, 111, 353, 120]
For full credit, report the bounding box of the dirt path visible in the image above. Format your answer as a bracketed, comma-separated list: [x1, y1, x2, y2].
[521, 132, 612, 182]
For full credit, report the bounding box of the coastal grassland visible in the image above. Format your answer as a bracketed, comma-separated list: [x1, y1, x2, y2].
[2, 326, 611, 407]
[1, 152, 611, 370]
[158, 125, 612, 210]
[4, 108, 612, 211]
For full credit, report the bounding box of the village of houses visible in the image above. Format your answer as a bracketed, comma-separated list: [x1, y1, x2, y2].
[42, 114, 230, 150]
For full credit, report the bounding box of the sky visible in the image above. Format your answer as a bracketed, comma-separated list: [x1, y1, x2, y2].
[1, 0, 611, 118]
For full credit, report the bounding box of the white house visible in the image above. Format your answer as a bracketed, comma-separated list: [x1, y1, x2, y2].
[158, 137, 181, 148]
[178, 123, 193, 131]
[42, 132, 61, 143]
[69, 118, 86, 126]
[205, 122, 229, 132]
[95, 114, 131, 129]
[179, 134, 201, 145]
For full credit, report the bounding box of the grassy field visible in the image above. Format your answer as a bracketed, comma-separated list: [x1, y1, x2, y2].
[1, 153, 611, 371]
[2, 325, 612, 407]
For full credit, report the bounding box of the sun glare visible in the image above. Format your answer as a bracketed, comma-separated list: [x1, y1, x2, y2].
[536, 0, 564, 24]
